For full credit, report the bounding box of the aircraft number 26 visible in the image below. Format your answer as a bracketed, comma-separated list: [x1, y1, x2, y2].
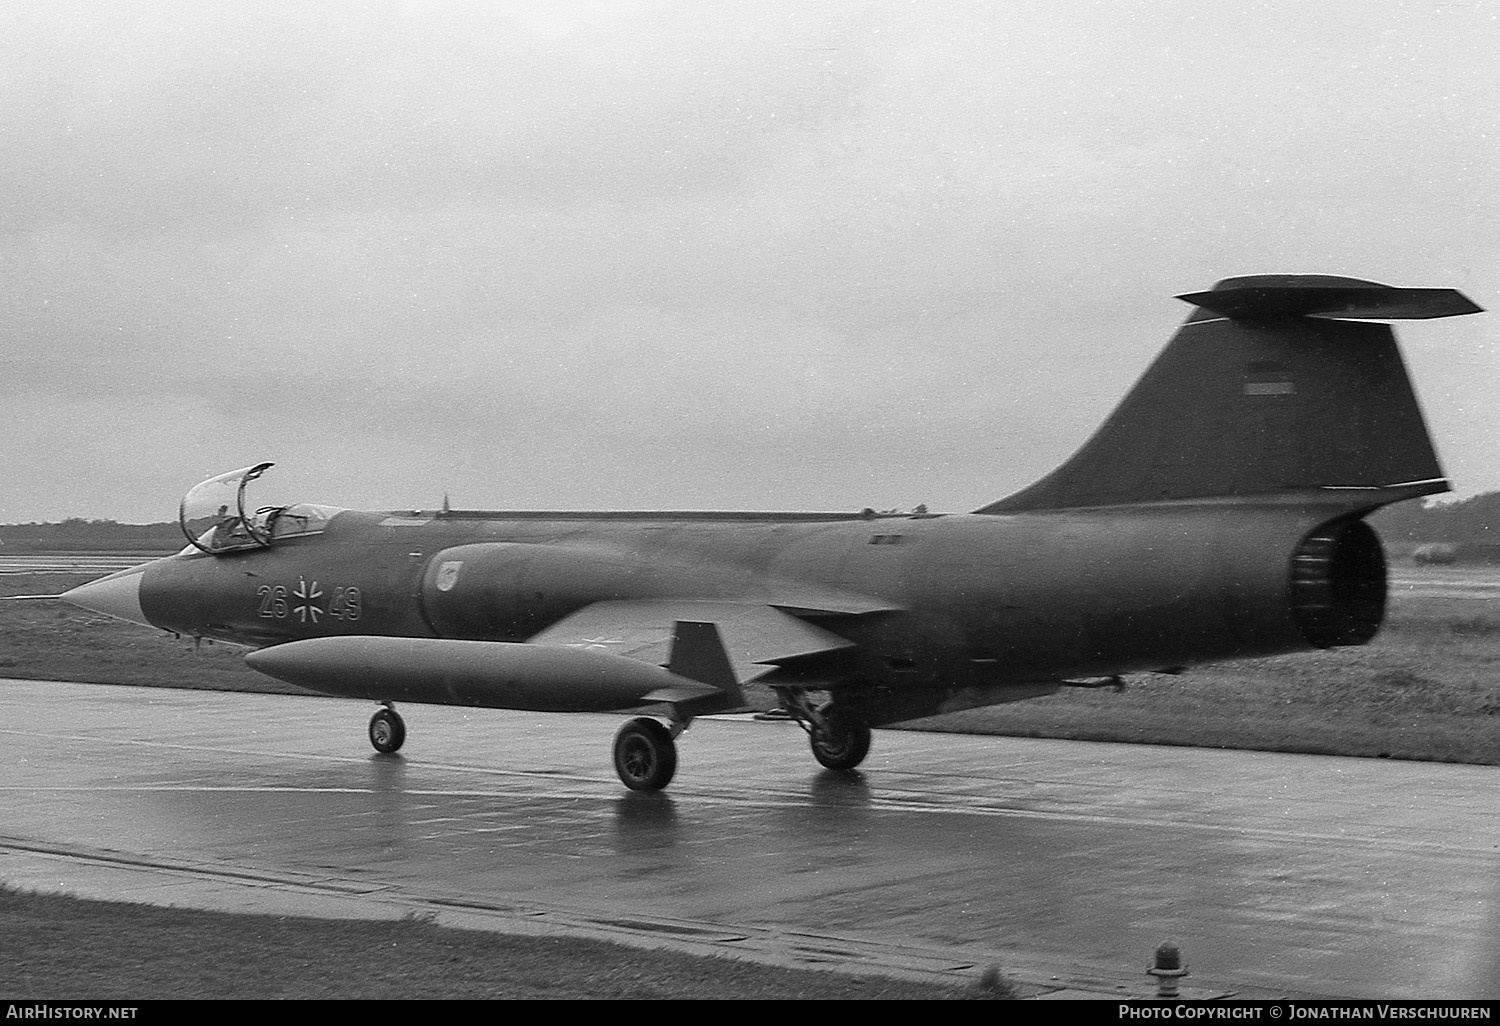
[256, 580, 361, 623]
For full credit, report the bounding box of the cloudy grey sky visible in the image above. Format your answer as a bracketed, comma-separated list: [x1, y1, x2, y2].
[2, 0, 1496, 522]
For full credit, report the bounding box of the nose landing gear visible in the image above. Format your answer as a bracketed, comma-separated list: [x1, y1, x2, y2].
[369, 704, 406, 754]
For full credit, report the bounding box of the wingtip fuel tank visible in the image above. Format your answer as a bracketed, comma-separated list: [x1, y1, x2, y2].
[244, 634, 739, 714]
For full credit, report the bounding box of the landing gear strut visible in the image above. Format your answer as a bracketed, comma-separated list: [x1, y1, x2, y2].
[612, 717, 677, 791]
[369, 704, 406, 754]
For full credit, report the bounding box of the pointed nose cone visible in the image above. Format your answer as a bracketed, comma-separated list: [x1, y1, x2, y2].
[62, 565, 152, 628]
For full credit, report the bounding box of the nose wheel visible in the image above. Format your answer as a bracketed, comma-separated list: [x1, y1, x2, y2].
[612, 717, 677, 791]
[369, 705, 406, 754]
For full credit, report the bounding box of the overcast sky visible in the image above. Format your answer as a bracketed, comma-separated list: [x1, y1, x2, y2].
[2, 0, 1496, 523]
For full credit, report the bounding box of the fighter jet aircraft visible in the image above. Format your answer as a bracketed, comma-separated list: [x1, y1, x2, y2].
[62, 275, 1481, 790]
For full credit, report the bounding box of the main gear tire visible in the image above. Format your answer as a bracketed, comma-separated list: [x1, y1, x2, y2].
[613, 717, 678, 791]
[809, 705, 871, 770]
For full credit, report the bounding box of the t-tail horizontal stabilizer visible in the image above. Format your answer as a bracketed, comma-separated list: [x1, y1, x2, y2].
[978, 275, 1482, 515]
[1176, 276, 1482, 322]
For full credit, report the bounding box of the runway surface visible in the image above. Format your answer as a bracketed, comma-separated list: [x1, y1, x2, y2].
[2, 678, 1498, 999]
[1390, 568, 1500, 600]
[0, 555, 166, 576]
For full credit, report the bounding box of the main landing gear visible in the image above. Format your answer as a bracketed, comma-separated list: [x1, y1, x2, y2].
[780, 691, 872, 771]
[613, 717, 679, 792]
[808, 704, 872, 770]
[369, 704, 406, 754]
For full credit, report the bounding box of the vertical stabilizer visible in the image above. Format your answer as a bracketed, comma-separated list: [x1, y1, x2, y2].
[978, 276, 1480, 514]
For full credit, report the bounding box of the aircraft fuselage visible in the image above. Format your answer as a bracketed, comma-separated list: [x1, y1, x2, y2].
[61, 274, 1479, 788]
[129, 496, 1380, 725]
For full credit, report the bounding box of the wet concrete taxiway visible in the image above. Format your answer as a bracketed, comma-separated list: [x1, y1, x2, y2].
[2, 679, 1498, 999]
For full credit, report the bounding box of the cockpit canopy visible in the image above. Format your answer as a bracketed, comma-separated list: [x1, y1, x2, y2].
[178, 463, 345, 554]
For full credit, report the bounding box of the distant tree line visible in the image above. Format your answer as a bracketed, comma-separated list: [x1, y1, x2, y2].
[1368, 491, 1500, 545]
[0, 519, 182, 553]
[0, 493, 1494, 553]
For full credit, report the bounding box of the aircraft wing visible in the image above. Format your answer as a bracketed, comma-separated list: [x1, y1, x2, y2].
[527, 599, 859, 686]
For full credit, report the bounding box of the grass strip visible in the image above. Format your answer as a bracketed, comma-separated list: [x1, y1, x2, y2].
[0, 887, 1003, 1000]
